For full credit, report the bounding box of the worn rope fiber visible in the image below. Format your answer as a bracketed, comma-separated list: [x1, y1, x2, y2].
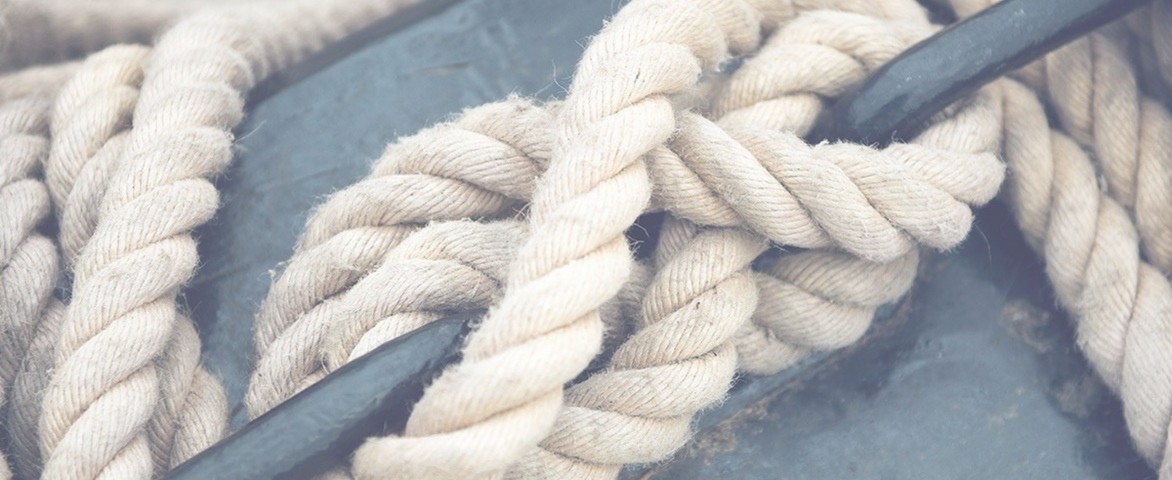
[349, 1, 998, 477]
[246, 5, 1005, 478]
[347, 1, 768, 477]
[37, 44, 229, 474]
[2, 0, 426, 478]
[992, 78, 1172, 478]
[862, 2, 1172, 473]
[2, 0, 1172, 478]
[246, 0, 936, 423]
[0, 95, 57, 480]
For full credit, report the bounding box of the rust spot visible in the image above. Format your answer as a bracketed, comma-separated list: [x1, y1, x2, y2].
[1000, 297, 1055, 353]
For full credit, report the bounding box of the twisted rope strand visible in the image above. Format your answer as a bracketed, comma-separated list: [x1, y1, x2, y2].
[36, 42, 230, 475]
[948, 0, 1172, 276]
[320, 220, 527, 370]
[995, 79, 1172, 476]
[349, 1, 765, 478]
[46, 44, 149, 268]
[511, 11, 1004, 475]
[510, 217, 764, 479]
[246, 98, 552, 418]
[6, 301, 64, 479]
[705, 11, 1001, 373]
[0, 95, 56, 480]
[37, 1, 425, 477]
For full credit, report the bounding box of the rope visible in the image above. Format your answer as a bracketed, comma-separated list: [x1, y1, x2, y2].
[246, 6, 1004, 477]
[349, 2, 766, 477]
[991, 78, 1172, 476]
[949, 0, 1172, 276]
[0, 95, 56, 480]
[247, 97, 553, 418]
[0, 0, 196, 72]
[0, 0, 1170, 478]
[9, 1, 424, 477]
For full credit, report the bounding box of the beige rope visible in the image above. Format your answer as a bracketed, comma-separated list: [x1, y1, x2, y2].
[0, 94, 56, 480]
[46, 44, 148, 268]
[0, 62, 78, 103]
[244, 0, 941, 435]
[321, 220, 528, 370]
[148, 317, 227, 471]
[349, 1, 765, 478]
[949, 0, 1172, 277]
[240, 6, 1007, 477]
[247, 97, 553, 418]
[506, 12, 1003, 477]
[29, 1, 423, 477]
[991, 78, 1172, 477]
[1, 0, 1169, 478]
[0, 0, 196, 72]
[25, 41, 231, 475]
[894, 2, 1172, 475]
[6, 301, 64, 479]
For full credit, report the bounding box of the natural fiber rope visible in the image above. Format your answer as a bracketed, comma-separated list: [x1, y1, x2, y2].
[247, 98, 553, 418]
[849, 2, 1172, 473]
[348, 2, 766, 477]
[989, 78, 1172, 477]
[45, 44, 148, 269]
[6, 301, 64, 479]
[244, 6, 1005, 477]
[23, 1, 422, 477]
[0, 95, 57, 480]
[1, 0, 1170, 478]
[244, 0, 932, 423]
[0, 0, 196, 72]
[37, 44, 229, 474]
[506, 12, 1003, 477]
[948, 0, 1172, 277]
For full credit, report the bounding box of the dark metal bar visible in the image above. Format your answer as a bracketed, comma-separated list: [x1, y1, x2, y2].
[821, 0, 1151, 145]
[166, 314, 473, 479]
[167, 0, 1148, 477]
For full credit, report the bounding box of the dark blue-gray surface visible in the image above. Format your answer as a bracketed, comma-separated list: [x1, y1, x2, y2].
[187, 0, 1155, 477]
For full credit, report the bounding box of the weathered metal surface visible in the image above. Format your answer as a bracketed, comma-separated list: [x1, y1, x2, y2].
[187, 0, 1156, 477]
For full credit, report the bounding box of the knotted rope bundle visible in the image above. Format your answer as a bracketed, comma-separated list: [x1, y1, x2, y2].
[254, 3, 1005, 478]
[0, 0, 1171, 479]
